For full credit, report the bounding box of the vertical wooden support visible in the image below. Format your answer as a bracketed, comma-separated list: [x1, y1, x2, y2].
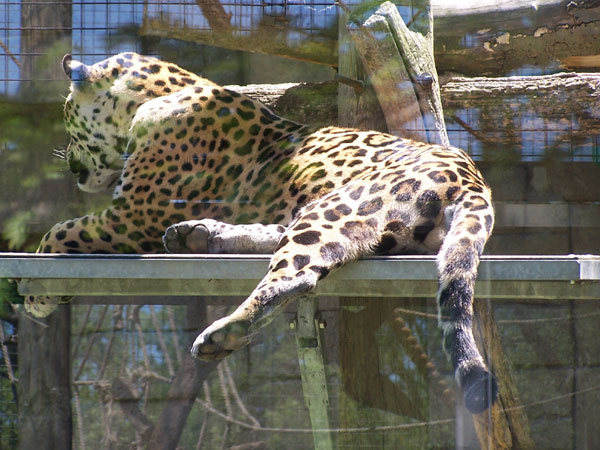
[18, 3, 73, 447]
[18, 307, 72, 450]
[348, 1, 448, 145]
[295, 296, 334, 450]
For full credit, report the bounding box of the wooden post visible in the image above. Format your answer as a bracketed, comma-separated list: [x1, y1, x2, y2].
[348, 1, 448, 145]
[340, 1, 534, 448]
[17, 2, 73, 448]
[18, 307, 72, 450]
[295, 296, 334, 450]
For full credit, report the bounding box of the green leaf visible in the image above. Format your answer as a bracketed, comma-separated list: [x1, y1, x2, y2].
[2, 211, 34, 250]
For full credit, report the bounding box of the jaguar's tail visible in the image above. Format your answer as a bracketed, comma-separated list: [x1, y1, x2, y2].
[436, 193, 497, 413]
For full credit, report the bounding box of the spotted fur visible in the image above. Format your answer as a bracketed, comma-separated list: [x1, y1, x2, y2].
[29, 53, 497, 412]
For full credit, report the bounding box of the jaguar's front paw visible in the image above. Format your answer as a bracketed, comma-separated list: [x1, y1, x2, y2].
[191, 317, 252, 361]
[163, 220, 211, 253]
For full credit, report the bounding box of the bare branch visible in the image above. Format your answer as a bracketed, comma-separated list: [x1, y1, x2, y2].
[0, 39, 21, 68]
[195, 0, 233, 32]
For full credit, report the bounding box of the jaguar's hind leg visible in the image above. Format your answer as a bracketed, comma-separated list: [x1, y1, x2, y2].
[163, 219, 286, 254]
[190, 271, 318, 360]
[190, 194, 383, 360]
[437, 193, 497, 413]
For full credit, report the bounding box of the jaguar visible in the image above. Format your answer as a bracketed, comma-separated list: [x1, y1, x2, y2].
[27, 52, 497, 413]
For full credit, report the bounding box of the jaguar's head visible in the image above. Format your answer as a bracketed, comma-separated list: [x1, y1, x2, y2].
[61, 52, 202, 193]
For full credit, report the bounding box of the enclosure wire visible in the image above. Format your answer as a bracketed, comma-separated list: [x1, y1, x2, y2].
[71, 304, 93, 361]
[167, 305, 183, 365]
[196, 379, 214, 448]
[74, 305, 109, 381]
[191, 381, 600, 434]
[217, 363, 233, 449]
[132, 305, 153, 413]
[223, 359, 261, 427]
[73, 385, 88, 450]
[149, 305, 174, 377]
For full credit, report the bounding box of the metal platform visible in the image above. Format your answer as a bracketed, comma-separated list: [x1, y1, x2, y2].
[1, 253, 599, 300]
[3, 252, 600, 450]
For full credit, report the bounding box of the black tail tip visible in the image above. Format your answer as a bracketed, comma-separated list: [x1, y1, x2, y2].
[462, 366, 498, 414]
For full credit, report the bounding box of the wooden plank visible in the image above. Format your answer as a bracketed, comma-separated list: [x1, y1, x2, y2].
[11, 278, 600, 301]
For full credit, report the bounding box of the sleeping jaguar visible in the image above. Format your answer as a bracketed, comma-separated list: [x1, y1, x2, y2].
[28, 52, 496, 413]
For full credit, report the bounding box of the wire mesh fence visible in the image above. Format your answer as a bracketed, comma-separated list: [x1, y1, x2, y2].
[3, 1, 600, 162]
[0, 0, 339, 95]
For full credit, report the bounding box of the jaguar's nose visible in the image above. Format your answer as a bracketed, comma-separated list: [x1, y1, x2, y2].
[77, 168, 90, 185]
[68, 156, 85, 174]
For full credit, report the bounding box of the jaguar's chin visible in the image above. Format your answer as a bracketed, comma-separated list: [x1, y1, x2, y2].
[77, 171, 120, 193]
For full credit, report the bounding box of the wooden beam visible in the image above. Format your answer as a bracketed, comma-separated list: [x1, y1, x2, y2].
[349, 1, 448, 144]
[140, 1, 600, 75]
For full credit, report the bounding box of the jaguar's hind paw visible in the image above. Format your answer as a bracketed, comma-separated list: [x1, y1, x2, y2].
[191, 316, 252, 361]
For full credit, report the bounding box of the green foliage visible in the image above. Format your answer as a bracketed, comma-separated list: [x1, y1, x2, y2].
[19, 38, 71, 103]
[0, 99, 75, 252]
[2, 211, 35, 251]
[0, 287, 18, 449]
[0, 278, 22, 311]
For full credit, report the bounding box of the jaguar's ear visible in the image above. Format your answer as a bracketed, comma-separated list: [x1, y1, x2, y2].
[62, 54, 91, 86]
